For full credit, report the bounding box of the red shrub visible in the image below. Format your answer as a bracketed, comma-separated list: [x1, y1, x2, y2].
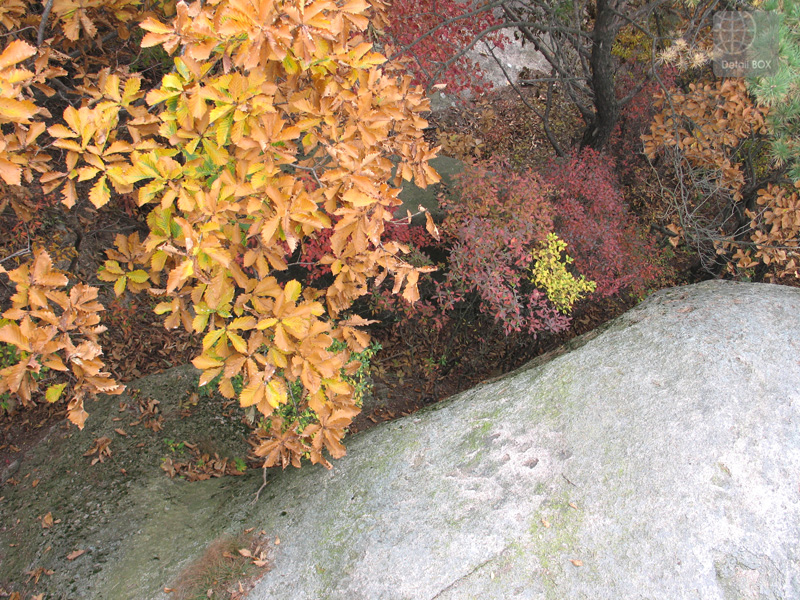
[437, 160, 570, 335]
[543, 148, 662, 296]
[610, 65, 678, 183]
[383, 0, 505, 96]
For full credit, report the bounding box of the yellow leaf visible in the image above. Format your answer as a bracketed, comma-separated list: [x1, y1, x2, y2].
[265, 379, 287, 408]
[126, 270, 150, 284]
[113, 275, 127, 296]
[239, 383, 264, 408]
[257, 317, 279, 330]
[229, 316, 256, 330]
[104, 73, 121, 102]
[0, 98, 38, 122]
[45, 383, 67, 403]
[324, 378, 351, 396]
[77, 166, 101, 182]
[89, 176, 111, 208]
[280, 316, 308, 338]
[227, 331, 248, 354]
[202, 328, 225, 350]
[0, 39, 36, 70]
[192, 354, 224, 370]
[284, 280, 302, 303]
[198, 367, 223, 387]
[47, 124, 74, 138]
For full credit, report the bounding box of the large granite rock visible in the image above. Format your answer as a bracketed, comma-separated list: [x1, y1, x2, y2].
[2, 281, 798, 599]
[244, 281, 800, 600]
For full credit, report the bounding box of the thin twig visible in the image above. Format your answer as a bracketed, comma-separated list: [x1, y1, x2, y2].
[252, 465, 268, 505]
[0, 247, 32, 264]
[37, 0, 54, 47]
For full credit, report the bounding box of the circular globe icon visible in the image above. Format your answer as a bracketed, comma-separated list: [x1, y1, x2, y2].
[715, 11, 755, 55]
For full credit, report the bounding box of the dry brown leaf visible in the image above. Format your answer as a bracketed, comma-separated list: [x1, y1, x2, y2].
[66, 549, 86, 560]
[570, 559, 583, 567]
[41, 512, 54, 529]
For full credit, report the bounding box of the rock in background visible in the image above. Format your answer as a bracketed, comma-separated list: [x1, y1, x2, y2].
[395, 155, 465, 224]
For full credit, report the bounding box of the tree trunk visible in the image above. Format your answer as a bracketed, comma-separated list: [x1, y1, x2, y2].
[581, 0, 620, 150]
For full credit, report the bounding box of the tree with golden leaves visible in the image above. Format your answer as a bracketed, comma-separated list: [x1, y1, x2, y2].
[0, 0, 439, 469]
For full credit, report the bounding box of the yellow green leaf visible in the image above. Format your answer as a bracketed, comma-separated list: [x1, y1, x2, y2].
[284, 280, 302, 302]
[126, 269, 150, 284]
[192, 354, 224, 370]
[113, 275, 127, 296]
[89, 176, 111, 208]
[202, 328, 225, 350]
[46, 383, 67, 403]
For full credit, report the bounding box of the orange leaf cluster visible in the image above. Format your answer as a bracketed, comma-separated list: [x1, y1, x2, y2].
[729, 183, 800, 279]
[644, 79, 768, 202]
[0, 250, 123, 427]
[0, 0, 439, 469]
[643, 77, 799, 279]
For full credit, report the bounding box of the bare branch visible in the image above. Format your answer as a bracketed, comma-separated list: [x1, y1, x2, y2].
[37, 0, 54, 47]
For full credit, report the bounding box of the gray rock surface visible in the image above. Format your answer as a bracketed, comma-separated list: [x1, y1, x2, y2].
[244, 280, 800, 600]
[2, 281, 799, 600]
[396, 155, 465, 223]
